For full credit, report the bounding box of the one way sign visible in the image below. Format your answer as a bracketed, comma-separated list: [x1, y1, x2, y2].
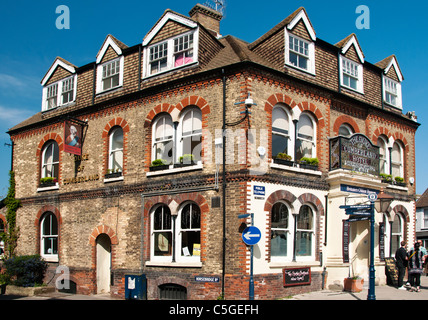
[242, 226, 262, 245]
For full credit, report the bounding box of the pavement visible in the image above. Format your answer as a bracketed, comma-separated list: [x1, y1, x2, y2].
[289, 275, 428, 300]
[1, 276, 428, 300]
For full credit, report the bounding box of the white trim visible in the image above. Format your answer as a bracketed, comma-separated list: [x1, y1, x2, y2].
[384, 56, 403, 82]
[286, 9, 316, 41]
[42, 74, 77, 111]
[96, 36, 123, 64]
[41, 58, 75, 86]
[96, 56, 124, 94]
[341, 35, 364, 63]
[143, 12, 197, 46]
[382, 75, 402, 109]
[339, 56, 364, 94]
[284, 30, 316, 75]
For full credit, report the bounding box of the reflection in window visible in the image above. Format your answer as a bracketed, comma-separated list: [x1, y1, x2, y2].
[271, 202, 289, 257]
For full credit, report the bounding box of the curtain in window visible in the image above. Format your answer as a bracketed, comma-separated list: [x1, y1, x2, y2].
[296, 205, 313, 257]
[271, 202, 289, 257]
[296, 114, 314, 160]
[181, 108, 202, 162]
[109, 127, 123, 172]
[272, 107, 290, 158]
[42, 141, 59, 179]
[391, 142, 402, 177]
[180, 203, 201, 257]
[154, 115, 174, 163]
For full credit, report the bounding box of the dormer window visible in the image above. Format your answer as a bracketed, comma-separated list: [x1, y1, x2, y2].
[102, 59, 121, 91]
[383, 77, 402, 108]
[42, 75, 77, 111]
[144, 30, 198, 78]
[340, 56, 363, 93]
[288, 35, 309, 70]
[174, 33, 194, 67]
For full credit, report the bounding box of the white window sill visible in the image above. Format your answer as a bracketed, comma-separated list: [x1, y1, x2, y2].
[145, 261, 202, 268]
[270, 162, 322, 176]
[340, 85, 364, 96]
[37, 183, 59, 192]
[143, 61, 199, 80]
[147, 162, 203, 177]
[269, 260, 319, 269]
[104, 175, 124, 183]
[285, 62, 316, 76]
[42, 255, 59, 263]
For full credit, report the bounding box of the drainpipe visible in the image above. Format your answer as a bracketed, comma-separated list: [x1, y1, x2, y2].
[221, 69, 227, 299]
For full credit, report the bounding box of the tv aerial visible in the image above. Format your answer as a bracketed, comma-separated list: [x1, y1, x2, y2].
[203, 0, 226, 17]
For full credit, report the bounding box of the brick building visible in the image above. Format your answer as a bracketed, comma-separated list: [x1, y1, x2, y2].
[5, 4, 419, 299]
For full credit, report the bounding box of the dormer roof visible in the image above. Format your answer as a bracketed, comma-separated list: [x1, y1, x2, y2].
[335, 33, 364, 63]
[249, 7, 315, 50]
[142, 9, 198, 46]
[96, 34, 128, 64]
[376, 54, 404, 82]
[41, 57, 76, 86]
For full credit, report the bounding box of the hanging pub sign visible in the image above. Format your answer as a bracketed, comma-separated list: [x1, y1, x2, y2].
[64, 120, 84, 155]
[330, 133, 380, 176]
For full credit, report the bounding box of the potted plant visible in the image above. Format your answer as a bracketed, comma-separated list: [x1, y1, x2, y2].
[343, 275, 364, 293]
[380, 173, 393, 183]
[175, 154, 195, 168]
[105, 168, 122, 179]
[394, 176, 406, 187]
[39, 177, 57, 187]
[298, 157, 319, 170]
[150, 159, 170, 171]
[273, 153, 294, 166]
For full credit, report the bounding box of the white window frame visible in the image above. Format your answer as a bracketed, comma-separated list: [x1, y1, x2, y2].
[177, 107, 202, 162]
[272, 105, 294, 159]
[284, 31, 315, 75]
[391, 141, 404, 178]
[176, 202, 201, 263]
[40, 212, 59, 262]
[423, 209, 428, 229]
[143, 29, 199, 78]
[377, 135, 390, 175]
[340, 56, 364, 93]
[296, 112, 316, 160]
[150, 204, 173, 262]
[96, 56, 124, 94]
[42, 75, 77, 111]
[383, 76, 402, 109]
[152, 114, 174, 164]
[390, 213, 404, 255]
[270, 201, 293, 262]
[295, 204, 316, 262]
[108, 127, 124, 173]
[41, 141, 59, 179]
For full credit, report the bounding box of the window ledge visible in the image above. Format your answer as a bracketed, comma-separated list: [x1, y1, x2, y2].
[270, 162, 322, 176]
[37, 183, 59, 192]
[147, 162, 203, 177]
[42, 255, 59, 263]
[104, 175, 124, 183]
[96, 85, 123, 97]
[269, 261, 320, 269]
[340, 85, 364, 96]
[145, 261, 202, 268]
[284, 63, 316, 76]
[385, 183, 408, 191]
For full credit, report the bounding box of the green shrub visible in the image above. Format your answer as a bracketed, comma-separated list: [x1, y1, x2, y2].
[151, 159, 169, 167]
[275, 153, 292, 161]
[395, 176, 404, 183]
[4, 255, 47, 287]
[179, 154, 194, 164]
[300, 157, 319, 166]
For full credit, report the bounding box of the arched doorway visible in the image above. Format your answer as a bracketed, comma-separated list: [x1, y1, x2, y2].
[96, 234, 111, 294]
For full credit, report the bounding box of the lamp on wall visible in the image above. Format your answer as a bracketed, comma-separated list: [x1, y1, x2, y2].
[374, 189, 393, 214]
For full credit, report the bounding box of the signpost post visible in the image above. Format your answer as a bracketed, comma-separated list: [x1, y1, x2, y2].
[238, 213, 261, 300]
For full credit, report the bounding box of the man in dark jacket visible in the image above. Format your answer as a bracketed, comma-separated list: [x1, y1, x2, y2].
[395, 241, 408, 290]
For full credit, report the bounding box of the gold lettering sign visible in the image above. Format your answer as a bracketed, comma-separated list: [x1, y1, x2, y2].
[63, 174, 100, 185]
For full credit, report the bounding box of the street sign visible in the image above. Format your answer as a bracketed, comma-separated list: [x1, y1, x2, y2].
[242, 226, 262, 245]
[340, 204, 371, 210]
[345, 210, 372, 215]
[347, 216, 370, 222]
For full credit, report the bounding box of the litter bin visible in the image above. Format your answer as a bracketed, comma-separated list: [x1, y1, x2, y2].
[125, 274, 147, 300]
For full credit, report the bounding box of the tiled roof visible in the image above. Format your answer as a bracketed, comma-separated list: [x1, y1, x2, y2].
[417, 188, 428, 208]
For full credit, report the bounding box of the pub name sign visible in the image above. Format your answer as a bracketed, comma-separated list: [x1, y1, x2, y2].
[330, 134, 380, 176]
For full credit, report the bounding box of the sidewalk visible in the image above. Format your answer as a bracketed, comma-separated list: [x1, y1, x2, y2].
[289, 275, 428, 300]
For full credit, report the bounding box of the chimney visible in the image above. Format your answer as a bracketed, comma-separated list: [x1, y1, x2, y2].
[189, 3, 223, 37]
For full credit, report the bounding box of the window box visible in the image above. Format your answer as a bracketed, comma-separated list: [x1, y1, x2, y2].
[104, 171, 122, 179]
[39, 177, 58, 188]
[273, 158, 294, 167]
[173, 162, 196, 169]
[149, 164, 170, 172]
[298, 157, 319, 171]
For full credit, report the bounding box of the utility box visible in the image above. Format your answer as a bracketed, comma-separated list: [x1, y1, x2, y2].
[125, 274, 147, 300]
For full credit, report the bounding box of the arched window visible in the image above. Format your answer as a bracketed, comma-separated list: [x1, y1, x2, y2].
[272, 106, 291, 158]
[152, 205, 172, 258]
[179, 203, 201, 260]
[391, 141, 404, 178]
[377, 136, 389, 174]
[40, 212, 58, 262]
[180, 107, 202, 163]
[41, 141, 59, 179]
[152, 114, 174, 164]
[391, 213, 404, 255]
[296, 113, 316, 160]
[271, 202, 290, 258]
[296, 205, 314, 258]
[108, 127, 123, 173]
[338, 123, 354, 137]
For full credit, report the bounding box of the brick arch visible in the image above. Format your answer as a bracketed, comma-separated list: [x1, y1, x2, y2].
[296, 101, 325, 129]
[264, 93, 298, 113]
[175, 96, 210, 116]
[371, 127, 392, 145]
[102, 117, 130, 175]
[89, 224, 118, 246]
[297, 193, 325, 216]
[392, 132, 409, 152]
[333, 115, 361, 136]
[144, 103, 175, 127]
[153, 276, 192, 299]
[386, 204, 410, 245]
[36, 133, 64, 183]
[264, 190, 297, 212]
[34, 205, 62, 256]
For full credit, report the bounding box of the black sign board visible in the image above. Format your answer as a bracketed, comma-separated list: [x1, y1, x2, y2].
[343, 220, 350, 263]
[384, 257, 398, 286]
[283, 267, 311, 287]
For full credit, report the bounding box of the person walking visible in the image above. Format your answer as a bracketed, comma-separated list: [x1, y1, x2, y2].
[408, 242, 425, 292]
[395, 241, 408, 290]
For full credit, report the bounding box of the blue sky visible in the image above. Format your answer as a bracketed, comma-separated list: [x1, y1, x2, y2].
[0, 0, 427, 198]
